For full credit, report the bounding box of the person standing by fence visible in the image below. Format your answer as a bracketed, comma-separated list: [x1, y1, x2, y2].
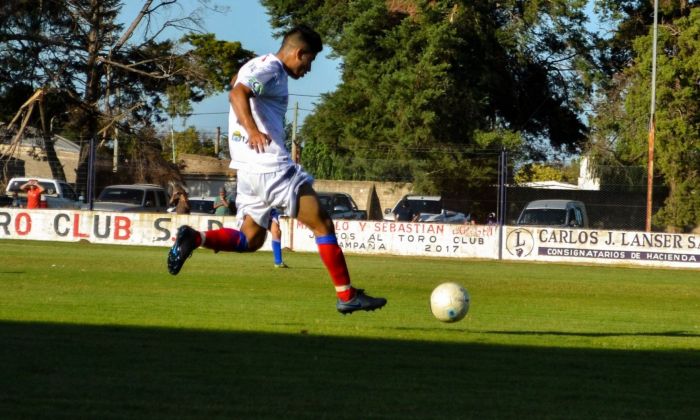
[20, 179, 44, 209]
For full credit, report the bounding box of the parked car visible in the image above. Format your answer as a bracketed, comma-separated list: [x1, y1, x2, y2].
[316, 192, 367, 220]
[384, 195, 466, 223]
[88, 184, 169, 213]
[516, 199, 589, 228]
[0, 194, 13, 207]
[183, 197, 216, 215]
[5, 177, 82, 209]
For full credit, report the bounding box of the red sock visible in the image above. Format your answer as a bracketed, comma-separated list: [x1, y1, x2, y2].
[202, 228, 248, 252]
[316, 235, 355, 302]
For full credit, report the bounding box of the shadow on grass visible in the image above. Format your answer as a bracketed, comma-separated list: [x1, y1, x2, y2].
[484, 330, 700, 338]
[381, 326, 700, 338]
[1, 321, 698, 420]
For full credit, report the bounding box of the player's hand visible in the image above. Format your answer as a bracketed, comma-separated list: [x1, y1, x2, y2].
[248, 130, 271, 153]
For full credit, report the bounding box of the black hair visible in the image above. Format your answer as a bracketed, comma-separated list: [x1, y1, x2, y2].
[282, 24, 323, 55]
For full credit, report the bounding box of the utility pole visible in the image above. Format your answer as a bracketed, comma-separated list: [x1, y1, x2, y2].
[291, 101, 299, 162]
[215, 126, 220, 156]
[112, 127, 119, 173]
[646, 0, 659, 232]
[171, 120, 176, 163]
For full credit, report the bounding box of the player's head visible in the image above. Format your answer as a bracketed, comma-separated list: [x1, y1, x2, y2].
[279, 25, 323, 79]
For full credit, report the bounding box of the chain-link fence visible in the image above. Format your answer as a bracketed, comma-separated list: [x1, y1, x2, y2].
[440, 153, 661, 231]
[1, 132, 666, 232]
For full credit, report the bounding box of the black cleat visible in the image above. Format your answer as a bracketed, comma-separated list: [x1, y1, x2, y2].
[167, 225, 198, 275]
[336, 289, 387, 315]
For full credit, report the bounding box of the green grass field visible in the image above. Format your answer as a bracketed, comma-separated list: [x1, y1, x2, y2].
[0, 239, 698, 419]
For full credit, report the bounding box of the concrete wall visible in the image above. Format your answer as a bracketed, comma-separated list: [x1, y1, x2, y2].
[313, 179, 413, 218]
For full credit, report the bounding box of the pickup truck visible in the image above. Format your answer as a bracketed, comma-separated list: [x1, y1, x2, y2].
[316, 192, 367, 220]
[4, 177, 82, 209]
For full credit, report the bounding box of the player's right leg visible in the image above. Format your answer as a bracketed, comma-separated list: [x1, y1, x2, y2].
[167, 217, 266, 275]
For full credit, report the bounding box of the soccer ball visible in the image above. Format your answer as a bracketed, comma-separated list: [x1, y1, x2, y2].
[430, 282, 470, 323]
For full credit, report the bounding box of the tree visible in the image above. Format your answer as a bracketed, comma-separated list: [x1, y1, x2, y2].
[0, 0, 253, 189]
[514, 160, 580, 185]
[589, 2, 700, 230]
[160, 126, 217, 159]
[261, 0, 597, 195]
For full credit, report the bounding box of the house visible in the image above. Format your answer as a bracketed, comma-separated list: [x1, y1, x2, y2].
[177, 153, 237, 198]
[0, 124, 80, 185]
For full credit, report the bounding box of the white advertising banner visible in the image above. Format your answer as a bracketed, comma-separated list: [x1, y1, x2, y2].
[1, 208, 699, 269]
[0, 208, 241, 247]
[288, 219, 500, 259]
[503, 226, 700, 269]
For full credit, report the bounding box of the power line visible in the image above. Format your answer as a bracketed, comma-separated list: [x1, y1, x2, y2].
[186, 107, 315, 117]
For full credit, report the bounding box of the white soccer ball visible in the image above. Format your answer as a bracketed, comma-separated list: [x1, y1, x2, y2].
[430, 282, 470, 323]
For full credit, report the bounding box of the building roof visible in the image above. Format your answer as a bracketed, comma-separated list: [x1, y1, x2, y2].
[177, 153, 236, 177]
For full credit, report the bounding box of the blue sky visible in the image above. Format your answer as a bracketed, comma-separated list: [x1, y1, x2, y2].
[118, 0, 341, 135]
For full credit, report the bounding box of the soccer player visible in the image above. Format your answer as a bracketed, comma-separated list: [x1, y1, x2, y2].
[167, 25, 386, 315]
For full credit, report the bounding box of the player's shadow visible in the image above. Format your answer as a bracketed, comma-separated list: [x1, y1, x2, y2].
[1, 320, 698, 419]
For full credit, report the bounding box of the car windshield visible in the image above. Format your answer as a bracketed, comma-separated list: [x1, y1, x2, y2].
[189, 199, 214, 214]
[407, 199, 443, 214]
[519, 209, 567, 225]
[98, 188, 143, 205]
[317, 196, 333, 213]
[60, 182, 78, 201]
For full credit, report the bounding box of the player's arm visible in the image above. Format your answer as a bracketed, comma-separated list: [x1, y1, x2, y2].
[229, 80, 270, 154]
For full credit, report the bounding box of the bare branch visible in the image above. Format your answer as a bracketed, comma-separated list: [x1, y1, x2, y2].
[112, 0, 155, 53]
[96, 56, 175, 79]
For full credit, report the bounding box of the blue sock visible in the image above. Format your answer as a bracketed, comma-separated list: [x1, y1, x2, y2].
[272, 239, 283, 264]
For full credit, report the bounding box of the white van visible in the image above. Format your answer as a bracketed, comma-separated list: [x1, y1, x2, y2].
[516, 199, 589, 228]
[5, 177, 82, 209]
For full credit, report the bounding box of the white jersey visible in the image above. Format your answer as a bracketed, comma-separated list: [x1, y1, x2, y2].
[228, 54, 292, 173]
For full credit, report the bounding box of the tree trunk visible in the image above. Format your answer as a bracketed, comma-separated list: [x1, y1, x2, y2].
[74, 0, 104, 198]
[39, 97, 66, 181]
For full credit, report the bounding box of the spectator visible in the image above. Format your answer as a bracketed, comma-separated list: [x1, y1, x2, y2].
[214, 187, 232, 216]
[393, 199, 414, 222]
[169, 188, 191, 215]
[20, 179, 44, 209]
[486, 212, 497, 225]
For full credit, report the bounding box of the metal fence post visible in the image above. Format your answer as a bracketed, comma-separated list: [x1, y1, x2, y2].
[497, 147, 507, 260]
[87, 137, 96, 210]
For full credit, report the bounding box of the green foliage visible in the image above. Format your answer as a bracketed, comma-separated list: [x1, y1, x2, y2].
[161, 126, 217, 160]
[266, 0, 596, 196]
[164, 85, 193, 121]
[590, 5, 700, 230]
[515, 163, 565, 184]
[181, 33, 255, 95]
